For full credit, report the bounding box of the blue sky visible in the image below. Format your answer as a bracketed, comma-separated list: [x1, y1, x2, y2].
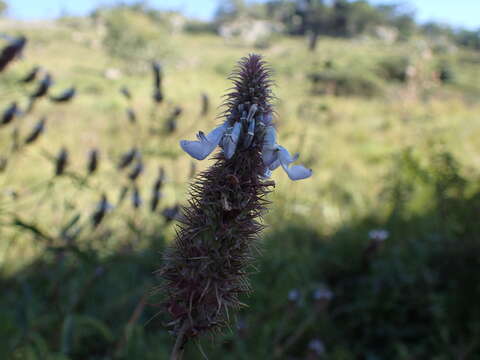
[6, 0, 480, 30]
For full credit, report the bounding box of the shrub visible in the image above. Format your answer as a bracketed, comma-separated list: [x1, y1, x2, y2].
[308, 69, 382, 97]
[377, 55, 410, 82]
[101, 8, 171, 66]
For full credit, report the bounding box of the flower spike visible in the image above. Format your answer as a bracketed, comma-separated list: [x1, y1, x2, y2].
[158, 54, 312, 359]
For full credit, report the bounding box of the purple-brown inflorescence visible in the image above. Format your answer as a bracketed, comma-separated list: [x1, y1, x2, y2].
[157, 54, 312, 356]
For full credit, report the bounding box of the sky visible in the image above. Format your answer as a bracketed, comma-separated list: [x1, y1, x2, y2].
[5, 0, 480, 30]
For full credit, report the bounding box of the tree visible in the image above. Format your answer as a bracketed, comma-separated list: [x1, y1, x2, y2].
[0, 1, 7, 16]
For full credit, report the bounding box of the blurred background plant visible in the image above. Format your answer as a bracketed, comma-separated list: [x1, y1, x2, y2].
[1, 0, 480, 359]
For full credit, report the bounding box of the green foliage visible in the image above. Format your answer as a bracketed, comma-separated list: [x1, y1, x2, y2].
[0, 0, 6, 16]
[308, 62, 382, 97]
[377, 55, 410, 82]
[184, 20, 217, 34]
[101, 7, 171, 66]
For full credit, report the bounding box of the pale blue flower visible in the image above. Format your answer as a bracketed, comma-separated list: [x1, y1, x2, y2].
[261, 126, 313, 181]
[222, 121, 242, 159]
[261, 125, 277, 167]
[180, 122, 228, 160]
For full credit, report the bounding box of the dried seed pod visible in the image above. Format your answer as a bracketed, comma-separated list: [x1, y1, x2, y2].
[132, 186, 142, 209]
[0, 36, 27, 73]
[91, 194, 110, 228]
[87, 148, 99, 175]
[1, 102, 18, 126]
[49, 86, 76, 102]
[118, 147, 137, 169]
[55, 147, 68, 176]
[128, 158, 144, 181]
[200, 92, 209, 116]
[24, 117, 46, 144]
[126, 107, 136, 124]
[20, 65, 40, 83]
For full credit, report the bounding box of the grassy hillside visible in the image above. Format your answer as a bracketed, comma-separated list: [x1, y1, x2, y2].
[1, 15, 480, 359]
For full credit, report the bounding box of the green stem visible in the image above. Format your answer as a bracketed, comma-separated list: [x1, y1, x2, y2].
[170, 322, 188, 360]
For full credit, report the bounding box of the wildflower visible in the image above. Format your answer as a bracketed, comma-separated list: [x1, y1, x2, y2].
[368, 229, 389, 241]
[313, 286, 333, 302]
[180, 105, 312, 181]
[262, 126, 312, 180]
[179, 122, 228, 160]
[288, 288, 301, 305]
[158, 54, 312, 357]
[308, 338, 326, 357]
[363, 229, 389, 267]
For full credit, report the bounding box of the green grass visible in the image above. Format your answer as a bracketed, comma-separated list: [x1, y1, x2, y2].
[1, 17, 480, 359]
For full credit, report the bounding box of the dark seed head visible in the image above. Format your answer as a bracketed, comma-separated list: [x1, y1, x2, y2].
[118, 147, 138, 169]
[87, 148, 99, 175]
[92, 194, 109, 228]
[24, 117, 46, 145]
[55, 147, 68, 176]
[128, 158, 144, 181]
[0, 36, 27, 73]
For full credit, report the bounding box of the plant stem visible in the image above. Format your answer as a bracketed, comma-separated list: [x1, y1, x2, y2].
[170, 322, 188, 360]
